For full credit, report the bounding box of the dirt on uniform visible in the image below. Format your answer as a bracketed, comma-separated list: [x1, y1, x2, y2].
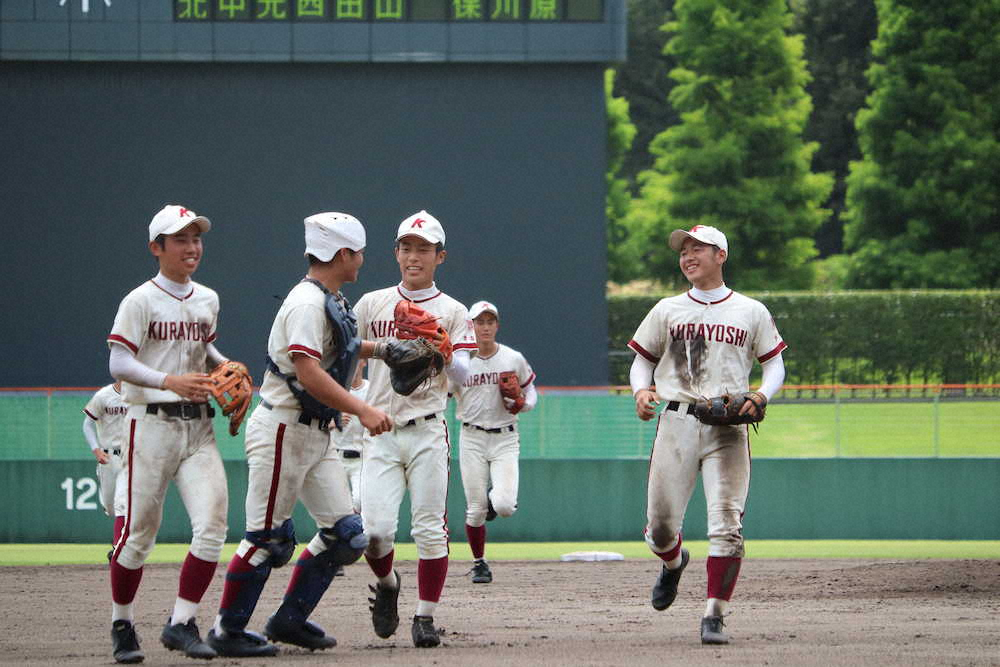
[1, 558, 998, 666]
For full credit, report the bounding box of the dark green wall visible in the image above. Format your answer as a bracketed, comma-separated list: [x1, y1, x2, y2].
[3, 459, 997, 543]
[0, 61, 608, 387]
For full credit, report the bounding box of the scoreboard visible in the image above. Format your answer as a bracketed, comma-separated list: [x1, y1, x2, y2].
[175, 0, 605, 21]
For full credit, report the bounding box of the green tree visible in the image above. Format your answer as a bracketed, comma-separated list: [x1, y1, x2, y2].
[626, 0, 833, 288]
[612, 0, 678, 186]
[606, 69, 640, 283]
[792, 0, 878, 257]
[843, 0, 1000, 288]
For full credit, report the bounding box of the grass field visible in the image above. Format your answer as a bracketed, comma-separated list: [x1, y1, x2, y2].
[1, 540, 997, 566]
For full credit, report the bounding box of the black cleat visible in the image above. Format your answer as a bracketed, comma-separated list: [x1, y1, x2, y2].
[265, 614, 337, 651]
[485, 497, 497, 522]
[700, 615, 730, 645]
[333, 563, 345, 577]
[368, 571, 401, 639]
[470, 560, 493, 584]
[206, 628, 279, 658]
[411, 615, 440, 648]
[161, 618, 216, 659]
[651, 548, 689, 611]
[111, 619, 145, 664]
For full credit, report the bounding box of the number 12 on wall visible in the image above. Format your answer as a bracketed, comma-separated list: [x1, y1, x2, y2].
[60, 477, 99, 510]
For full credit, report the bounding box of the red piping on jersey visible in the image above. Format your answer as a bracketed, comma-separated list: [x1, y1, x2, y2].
[83, 409, 98, 420]
[264, 424, 286, 530]
[453, 342, 478, 350]
[150, 279, 194, 301]
[288, 344, 322, 360]
[521, 372, 537, 388]
[107, 334, 139, 355]
[442, 417, 451, 553]
[628, 339, 660, 364]
[686, 290, 734, 305]
[758, 340, 787, 363]
[396, 285, 441, 303]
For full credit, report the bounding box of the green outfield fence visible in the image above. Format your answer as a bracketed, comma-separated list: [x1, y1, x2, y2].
[1, 385, 998, 460]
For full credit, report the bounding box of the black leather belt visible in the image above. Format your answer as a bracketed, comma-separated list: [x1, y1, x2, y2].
[463, 422, 515, 434]
[665, 401, 696, 416]
[260, 400, 330, 430]
[102, 448, 122, 456]
[146, 403, 215, 419]
[340, 450, 361, 459]
[401, 413, 437, 428]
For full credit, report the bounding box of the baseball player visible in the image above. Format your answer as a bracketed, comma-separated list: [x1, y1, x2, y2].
[354, 210, 477, 648]
[106, 205, 238, 663]
[452, 300, 537, 584]
[628, 225, 786, 645]
[82, 381, 129, 557]
[208, 212, 392, 658]
[334, 358, 370, 514]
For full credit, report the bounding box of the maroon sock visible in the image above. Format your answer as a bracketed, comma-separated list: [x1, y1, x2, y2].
[654, 535, 683, 565]
[218, 553, 256, 612]
[706, 556, 742, 601]
[110, 560, 144, 605]
[177, 552, 218, 604]
[465, 524, 486, 560]
[365, 549, 395, 579]
[112, 516, 125, 546]
[417, 556, 449, 603]
[284, 548, 314, 595]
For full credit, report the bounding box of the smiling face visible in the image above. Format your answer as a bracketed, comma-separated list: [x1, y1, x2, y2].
[395, 235, 445, 290]
[340, 247, 365, 283]
[678, 237, 726, 289]
[149, 222, 203, 282]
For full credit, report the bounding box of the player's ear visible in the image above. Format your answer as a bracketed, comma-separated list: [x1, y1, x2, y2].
[148, 240, 163, 257]
[435, 249, 447, 266]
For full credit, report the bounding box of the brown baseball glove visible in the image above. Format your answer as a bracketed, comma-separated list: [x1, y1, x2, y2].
[209, 361, 253, 436]
[498, 371, 525, 414]
[394, 300, 453, 363]
[692, 391, 767, 427]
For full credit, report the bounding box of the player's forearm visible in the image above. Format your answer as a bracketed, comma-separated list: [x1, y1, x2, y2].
[445, 349, 471, 386]
[82, 416, 100, 451]
[757, 353, 785, 401]
[519, 384, 538, 413]
[109, 343, 168, 389]
[629, 354, 656, 396]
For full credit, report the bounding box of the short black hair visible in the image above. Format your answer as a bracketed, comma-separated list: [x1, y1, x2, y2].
[394, 240, 444, 253]
[307, 248, 357, 266]
[153, 234, 166, 249]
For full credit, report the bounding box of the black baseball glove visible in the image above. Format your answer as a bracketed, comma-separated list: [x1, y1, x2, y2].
[693, 391, 767, 426]
[384, 338, 445, 396]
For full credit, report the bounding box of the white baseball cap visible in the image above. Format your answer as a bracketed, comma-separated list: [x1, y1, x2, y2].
[303, 212, 366, 262]
[396, 210, 446, 246]
[469, 300, 499, 320]
[148, 204, 211, 242]
[669, 224, 728, 253]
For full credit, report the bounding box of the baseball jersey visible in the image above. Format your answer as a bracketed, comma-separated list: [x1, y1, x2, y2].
[454, 344, 535, 429]
[355, 285, 477, 424]
[107, 278, 219, 405]
[260, 280, 346, 410]
[83, 383, 129, 452]
[334, 379, 370, 453]
[628, 290, 786, 403]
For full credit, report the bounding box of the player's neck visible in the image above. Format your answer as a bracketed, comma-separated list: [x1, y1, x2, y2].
[398, 281, 438, 299]
[477, 341, 498, 357]
[157, 267, 192, 285]
[307, 266, 343, 294]
[689, 275, 724, 291]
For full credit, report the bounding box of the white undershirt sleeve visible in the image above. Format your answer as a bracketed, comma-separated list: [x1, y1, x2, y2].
[758, 353, 786, 401]
[629, 354, 656, 396]
[206, 343, 227, 367]
[109, 342, 168, 390]
[520, 383, 538, 413]
[445, 348, 471, 387]
[82, 416, 100, 451]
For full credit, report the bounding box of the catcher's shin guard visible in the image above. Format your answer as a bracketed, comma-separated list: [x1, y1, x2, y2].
[218, 560, 272, 634]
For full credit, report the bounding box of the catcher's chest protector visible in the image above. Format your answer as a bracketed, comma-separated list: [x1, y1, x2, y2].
[303, 278, 361, 389]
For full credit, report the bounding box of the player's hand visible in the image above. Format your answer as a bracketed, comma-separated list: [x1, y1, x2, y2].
[164, 373, 215, 402]
[738, 390, 767, 419]
[635, 388, 662, 421]
[340, 413, 353, 427]
[93, 449, 109, 464]
[359, 406, 392, 436]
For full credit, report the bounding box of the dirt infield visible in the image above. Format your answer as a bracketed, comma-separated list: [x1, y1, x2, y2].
[2, 558, 998, 666]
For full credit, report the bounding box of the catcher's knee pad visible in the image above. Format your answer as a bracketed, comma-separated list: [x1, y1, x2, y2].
[246, 518, 297, 568]
[318, 514, 368, 566]
[219, 560, 272, 634]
